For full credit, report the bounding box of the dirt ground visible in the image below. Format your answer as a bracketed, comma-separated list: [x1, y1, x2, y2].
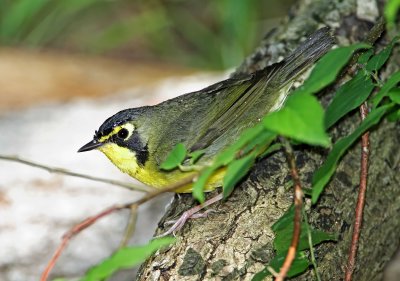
[0, 48, 195, 110]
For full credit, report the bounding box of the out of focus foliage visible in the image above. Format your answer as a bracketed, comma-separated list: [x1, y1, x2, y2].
[0, 0, 293, 69]
[385, 0, 400, 28]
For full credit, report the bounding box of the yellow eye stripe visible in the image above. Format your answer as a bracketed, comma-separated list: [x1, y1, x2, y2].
[99, 127, 121, 142]
[99, 123, 135, 142]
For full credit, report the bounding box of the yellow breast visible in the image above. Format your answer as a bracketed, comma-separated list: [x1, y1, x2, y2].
[98, 143, 224, 193]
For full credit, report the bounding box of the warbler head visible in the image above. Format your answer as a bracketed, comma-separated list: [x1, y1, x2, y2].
[78, 108, 151, 176]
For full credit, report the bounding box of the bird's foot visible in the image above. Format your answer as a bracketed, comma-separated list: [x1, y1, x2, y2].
[164, 209, 216, 226]
[155, 193, 223, 238]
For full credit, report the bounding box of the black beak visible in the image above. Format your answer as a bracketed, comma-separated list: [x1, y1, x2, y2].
[78, 140, 104, 152]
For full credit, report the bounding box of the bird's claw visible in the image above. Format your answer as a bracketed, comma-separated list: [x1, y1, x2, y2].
[155, 209, 216, 238]
[154, 193, 223, 238]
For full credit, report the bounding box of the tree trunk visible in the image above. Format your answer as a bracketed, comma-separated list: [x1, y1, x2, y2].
[136, 0, 400, 280]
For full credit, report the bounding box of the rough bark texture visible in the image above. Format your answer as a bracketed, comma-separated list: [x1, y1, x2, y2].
[136, 0, 400, 280]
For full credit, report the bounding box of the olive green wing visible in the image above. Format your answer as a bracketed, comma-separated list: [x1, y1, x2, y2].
[189, 27, 334, 153]
[188, 66, 283, 152]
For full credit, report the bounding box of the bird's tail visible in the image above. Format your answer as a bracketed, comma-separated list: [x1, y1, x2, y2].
[267, 27, 335, 86]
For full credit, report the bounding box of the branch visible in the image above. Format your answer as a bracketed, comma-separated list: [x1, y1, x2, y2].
[0, 154, 154, 193]
[344, 102, 370, 281]
[40, 174, 197, 281]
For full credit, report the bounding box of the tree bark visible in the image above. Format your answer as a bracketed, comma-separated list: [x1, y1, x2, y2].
[136, 0, 400, 280]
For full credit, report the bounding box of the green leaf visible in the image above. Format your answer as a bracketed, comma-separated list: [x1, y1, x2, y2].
[272, 206, 337, 254]
[389, 88, 400, 104]
[312, 104, 393, 203]
[192, 167, 215, 202]
[240, 129, 277, 156]
[223, 154, 256, 197]
[259, 143, 283, 159]
[214, 124, 267, 167]
[306, 229, 338, 247]
[192, 124, 276, 202]
[252, 252, 310, 280]
[264, 92, 330, 147]
[254, 204, 336, 281]
[372, 71, 400, 107]
[160, 143, 187, 170]
[387, 109, 400, 121]
[294, 44, 371, 95]
[325, 72, 375, 129]
[274, 224, 337, 254]
[270, 252, 310, 278]
[271, 205, 295, 232]
[366, 36, 399, 71]
[188, 150, 205, 164]
[302, 188, 313, 196]
[80, 237, 175, 281]
[357, 49, 374, 64]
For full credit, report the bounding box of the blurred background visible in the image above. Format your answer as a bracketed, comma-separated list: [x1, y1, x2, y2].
[0, 0, 295, 70]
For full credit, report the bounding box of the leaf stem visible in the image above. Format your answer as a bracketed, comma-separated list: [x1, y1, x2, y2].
[302, 208, 322, 281]
[178, 164, 203, 172]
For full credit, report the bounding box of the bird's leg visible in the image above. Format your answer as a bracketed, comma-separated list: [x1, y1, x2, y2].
[156, 193, 223, 237]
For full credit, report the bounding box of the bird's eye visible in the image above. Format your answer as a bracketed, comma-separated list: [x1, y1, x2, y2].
[117, 128, 129, 139]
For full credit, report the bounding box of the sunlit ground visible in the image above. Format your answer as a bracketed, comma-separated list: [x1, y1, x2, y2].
[0, 49, 226, 280]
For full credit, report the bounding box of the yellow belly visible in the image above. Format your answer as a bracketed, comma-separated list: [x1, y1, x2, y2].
[137, 166, 226, 193]
[99, 143, 224, 193]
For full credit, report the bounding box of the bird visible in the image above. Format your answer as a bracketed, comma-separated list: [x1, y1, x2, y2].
[78, 28, 333, 194]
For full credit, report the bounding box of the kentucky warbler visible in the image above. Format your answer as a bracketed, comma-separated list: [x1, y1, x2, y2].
[78, 28, 334, 193]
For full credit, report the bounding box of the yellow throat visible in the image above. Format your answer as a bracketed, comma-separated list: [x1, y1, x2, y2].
[98, 142, 224, 193]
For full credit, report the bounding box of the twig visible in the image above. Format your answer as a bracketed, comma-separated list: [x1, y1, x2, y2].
[344, 103, 370, 281]
[302, 208, 322, 281]
[40, 205, 121, 281]
[343, 17, 385, 76]
[40, 175, 196, 281]
[276, 137, 303, 281]
[119, 205, 138, 248]
[0, 154, 154, 193]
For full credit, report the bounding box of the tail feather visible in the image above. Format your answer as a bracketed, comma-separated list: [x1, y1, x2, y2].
[268, 27, 335, 85]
